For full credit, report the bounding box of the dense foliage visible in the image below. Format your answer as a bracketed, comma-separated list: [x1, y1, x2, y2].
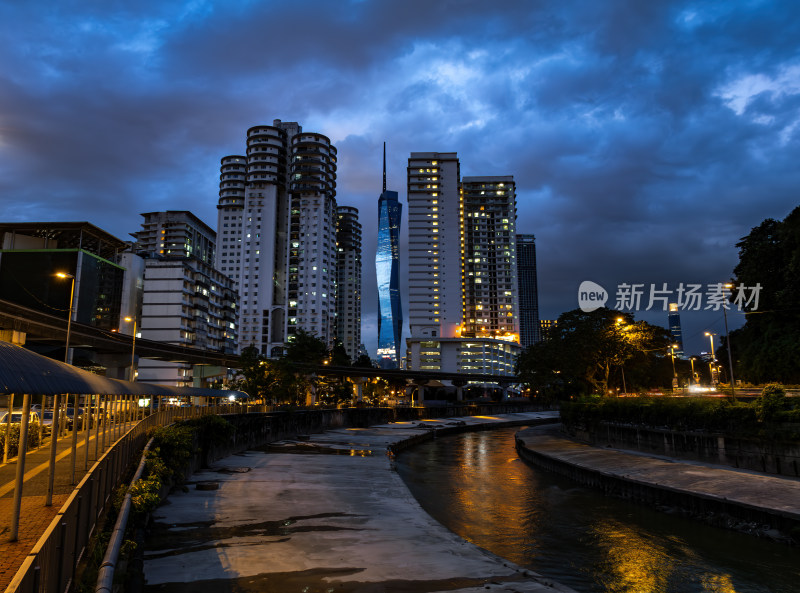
[231, 329, 379, 406]
[1, 421, 42, 459]
[561, 385, 800, 439]
[516, 308, 673, 399]
[725, 206, 800, 383]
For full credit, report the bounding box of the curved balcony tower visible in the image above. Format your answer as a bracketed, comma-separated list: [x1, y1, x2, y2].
[287, 132, 338, 346]
[215, 120, 340, 357]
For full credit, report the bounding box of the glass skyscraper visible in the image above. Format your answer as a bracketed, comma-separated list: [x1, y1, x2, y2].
[376, 146, 403, 368]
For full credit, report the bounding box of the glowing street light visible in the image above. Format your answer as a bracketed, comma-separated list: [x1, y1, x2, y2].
[55, 272, 75, 364]
[704, 332, 718, 386]
[124, 316, 137, 381]
[669, 344, 679, 391]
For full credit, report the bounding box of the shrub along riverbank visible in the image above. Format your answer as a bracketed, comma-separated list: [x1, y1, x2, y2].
[74, 414, 233, 593]
[560, 384, 800, 439]
[559, 384, 800, 476]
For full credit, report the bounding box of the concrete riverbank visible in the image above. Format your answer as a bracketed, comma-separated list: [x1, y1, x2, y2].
[141, 412, 575, 593]
[516, 424, 800, 543]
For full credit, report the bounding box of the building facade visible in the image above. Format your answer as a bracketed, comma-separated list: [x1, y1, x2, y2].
[376, 147, 403, 368]
[0, 222, 130, 363]
[516, 234, 541, 348]
[668, 303, 684, 357]
[132, 211, 237, 385]
[460, 176, 520, 342]
[405, 155, 521, 383]
[335, 206, 362, 362]
[216, 120, 339, 356]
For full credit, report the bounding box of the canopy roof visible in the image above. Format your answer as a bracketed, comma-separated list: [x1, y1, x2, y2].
[0, 341, 246, 399]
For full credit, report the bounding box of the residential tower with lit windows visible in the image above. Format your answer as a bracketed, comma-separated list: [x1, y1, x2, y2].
[405, 154, 521, 388]
[131, 210, 237, 386]
[336, 205, 362, 362]
[215, 120, 339, 356]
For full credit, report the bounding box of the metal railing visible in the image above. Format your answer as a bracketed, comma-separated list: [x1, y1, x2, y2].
[3, 400, 270, 593]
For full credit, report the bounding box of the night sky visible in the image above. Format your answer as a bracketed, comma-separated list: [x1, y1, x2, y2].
[2, 1, 798, 357]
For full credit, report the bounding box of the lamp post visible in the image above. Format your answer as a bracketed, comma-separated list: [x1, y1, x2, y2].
[124, 316, 137, 382]
[704, 332, 718, 386]
[55, 272, 75, 364]
[669, 344, 679, 391]
[722, 283, 737, 401]
[615, 318, 628, 395]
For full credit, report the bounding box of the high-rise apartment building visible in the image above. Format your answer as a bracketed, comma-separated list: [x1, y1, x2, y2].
[131, 211, 237, 385]
[406, 154, 521, 382]
[460, 176, 520, 341]
[335, 206, 362, 362]
[376, 145, 403, 368]
[407, 152, 462, 339]
[516, 234, 541, 348]
[216, 120, 338, 355]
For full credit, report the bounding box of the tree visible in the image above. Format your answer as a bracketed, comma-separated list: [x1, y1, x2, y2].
[353, 354, 375, 368]
[329, 340, 351, 366]
[516, 308, 671, 399]
[726, 206, 800, 383]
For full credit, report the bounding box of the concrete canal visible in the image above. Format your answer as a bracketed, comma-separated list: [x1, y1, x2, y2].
[396, 426, 800, 593]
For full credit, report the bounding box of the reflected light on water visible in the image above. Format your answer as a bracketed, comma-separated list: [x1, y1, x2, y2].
[591, 518, 674, 593]
[396, 427, 797, 593]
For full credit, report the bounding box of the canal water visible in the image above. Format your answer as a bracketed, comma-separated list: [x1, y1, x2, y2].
[395, 427, 799, 593]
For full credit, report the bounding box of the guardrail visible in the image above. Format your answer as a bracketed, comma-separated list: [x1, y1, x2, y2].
[3, 402, 268, 593]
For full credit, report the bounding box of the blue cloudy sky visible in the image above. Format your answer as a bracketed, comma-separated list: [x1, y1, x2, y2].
[1, 0, 798, 356]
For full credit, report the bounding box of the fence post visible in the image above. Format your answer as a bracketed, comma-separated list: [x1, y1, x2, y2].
[46, 393, 62, 507]
[9, 393, 32, 541]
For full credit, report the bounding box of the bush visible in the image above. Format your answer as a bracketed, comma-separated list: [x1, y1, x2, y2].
[0, 422, 41, 459]
[561, 396, 758, 434]
[755, 383, 788, 422]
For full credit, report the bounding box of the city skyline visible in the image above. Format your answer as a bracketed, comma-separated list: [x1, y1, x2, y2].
[2, 1, 799, 355]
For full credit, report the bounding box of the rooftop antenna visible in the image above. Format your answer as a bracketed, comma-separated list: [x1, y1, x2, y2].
[382, 142, 386, 193]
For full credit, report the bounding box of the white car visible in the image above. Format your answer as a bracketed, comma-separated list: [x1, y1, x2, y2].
[0, 411, 41, 424]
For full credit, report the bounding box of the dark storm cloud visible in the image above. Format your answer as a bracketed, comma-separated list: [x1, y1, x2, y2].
[1, 0, 798, 355]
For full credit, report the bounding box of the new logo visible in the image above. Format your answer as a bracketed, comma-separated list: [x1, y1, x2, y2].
[578, 280, 608, 312]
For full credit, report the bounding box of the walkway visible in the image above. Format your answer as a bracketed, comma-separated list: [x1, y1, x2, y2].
[516, 424, 800, 541]
[142, 412, 576, 593]
[0, 420, 135, 590]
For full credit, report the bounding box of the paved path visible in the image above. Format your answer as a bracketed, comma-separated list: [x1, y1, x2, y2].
[0, 421, 131, 591]
[142, 412, 576, 593]
[516, 425, 800, 539]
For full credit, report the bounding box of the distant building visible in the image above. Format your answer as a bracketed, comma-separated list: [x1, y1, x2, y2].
[668, 302, 684, 357]
[216, 120, 340, 356]
[335, 206, 362, 362]
[376, 144, 403, 369]
[540, 319, 558, 340]
[516, 234, 541, 348]
[0, 222, 130, 362]
[132, 211, 237, 386]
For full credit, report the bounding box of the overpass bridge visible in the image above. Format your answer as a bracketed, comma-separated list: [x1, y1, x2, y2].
[0, 298, 521, 391]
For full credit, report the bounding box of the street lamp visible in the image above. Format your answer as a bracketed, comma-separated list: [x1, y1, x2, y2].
[722, 283, 737, 401]
[124, 316, 137, 381]
[615, 318, 628, 395]
[704, 332, 718, 386]
[55, 273, 75, 364]
[669, 344, 679, 391]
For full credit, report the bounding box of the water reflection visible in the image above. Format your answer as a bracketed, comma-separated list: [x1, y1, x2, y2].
[396, 427, 799, 593]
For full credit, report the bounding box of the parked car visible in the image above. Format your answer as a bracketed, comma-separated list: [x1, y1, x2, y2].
[64, 407, 89, 430]
[0, 411, 41, 425]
